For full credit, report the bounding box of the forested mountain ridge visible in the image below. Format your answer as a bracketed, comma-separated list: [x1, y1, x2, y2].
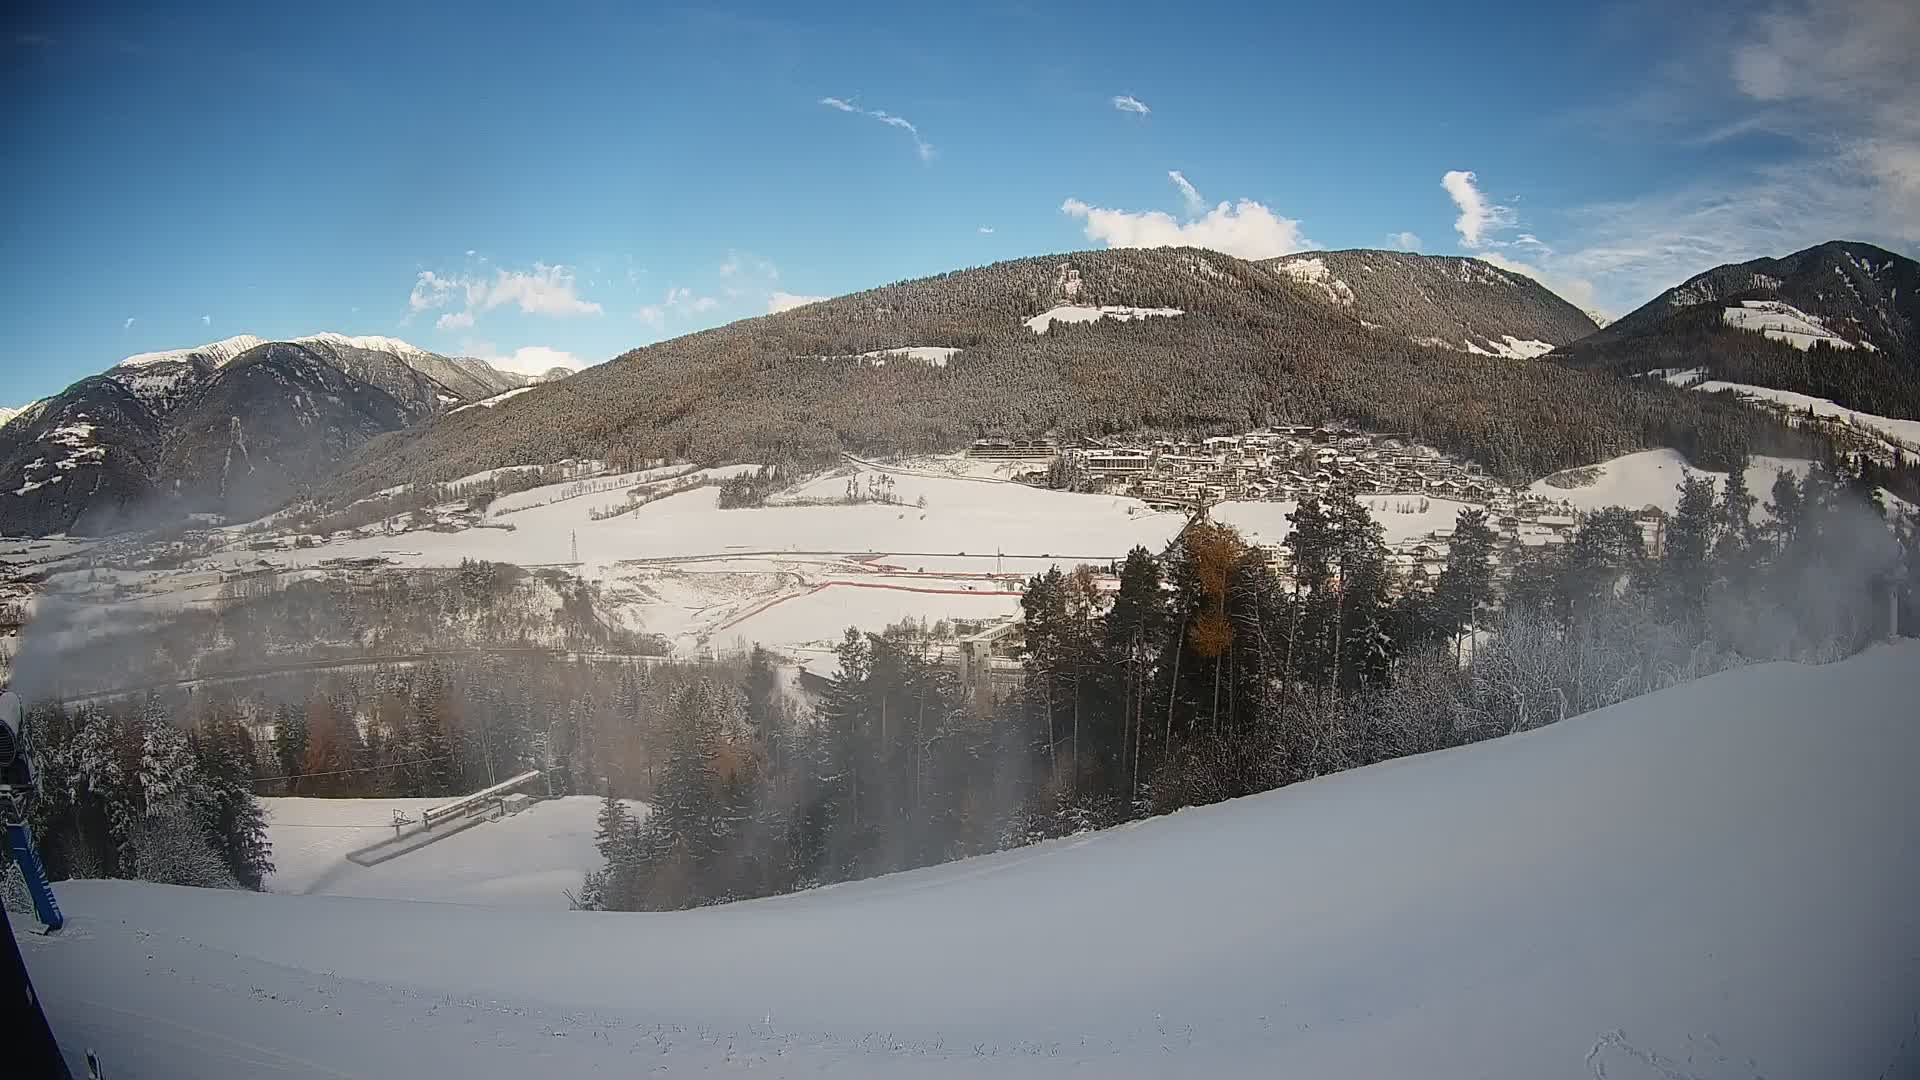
[1554, 241, 1920, 421]
[326, 246, 1803, 506]
[1258, 249, 1599, 357]
[0, 335, 526, 535]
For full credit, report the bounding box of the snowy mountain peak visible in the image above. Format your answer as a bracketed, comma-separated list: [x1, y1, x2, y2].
[0, 404, 24, 430]
[293, 332, 436, 363]
[115, 334, 267, 370]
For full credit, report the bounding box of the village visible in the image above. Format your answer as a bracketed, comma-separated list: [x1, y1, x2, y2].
[973, 426, 1671, 588]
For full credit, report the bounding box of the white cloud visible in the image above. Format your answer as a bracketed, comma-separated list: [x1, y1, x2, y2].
[1168, 170, 1205, 215]
[464, 249, 477, 257]
[469, 264, 601, 317]
[409, 270, 454, 312]
[414, 262, 601, 331]
[1441, 170, 1516, 248]
[1386, 231, 1422, 251]
[768, 291, 828, 314]
[637, 286, 721, 326]
[467, 343, 583, 376]
[1061, 173, 1313, 259]
[200, 314, 211, 326]
[720, 252, 778, 280]
[123, 317, 134, 330]
[1112, 95, 1150, 115]
[819, 97, 934, 161]
[977, 226, 994, 234]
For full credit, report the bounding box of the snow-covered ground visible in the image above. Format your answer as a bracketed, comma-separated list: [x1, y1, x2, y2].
[1720, 300, 1860, 351]
[25, 641, 1920, 1077]
[1529, 449, 1810, 515]
[1214, 495, 1483, 547]
[1467, 334, 1555, 359]
[1272, 256, 1355, 305]
[1023, 304, 1183, 334]
[1692, 381, 1920, 453]
[446, 385, 535, 413]
[262, 794, 636, 909]
[842, 346, 962, 367]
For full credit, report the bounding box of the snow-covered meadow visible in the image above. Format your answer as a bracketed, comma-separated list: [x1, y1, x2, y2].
[261, 794, 631, 908]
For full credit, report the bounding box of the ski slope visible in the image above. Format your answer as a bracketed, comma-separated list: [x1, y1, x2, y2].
[23, 641, 1920, 1078]
[263, 794, 632, 909]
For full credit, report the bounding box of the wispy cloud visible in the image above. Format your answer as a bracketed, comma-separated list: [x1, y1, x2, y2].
[1434, 169, 1599, 309]
[818, 97, 935, 161]
[637, 286, 720, 327]
[463, 342, 583, 376]
[1386, 231, 1422, 251]
[720, 251, 779, 279]
[1062, 172, 1313, 260]
[769, 291, 827, 314]
[1112, 95, 1151, 115]
[1168, 170, 1205, 215]
[1511, 0, 1920, 314]
[200, 314, 211, 326]
[411, 263, 601, 331]
[123, 317, 134, 331]
[977, 226, 994, 234]
[1441, 170, 1516, 249]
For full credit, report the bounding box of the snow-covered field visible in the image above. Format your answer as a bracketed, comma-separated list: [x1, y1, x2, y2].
[1692, 380, 1920, 453]
[1529, 449, 1810, 515]
[262, 794, 628, 908]
[1216, 494, 1484, 547]
[1720, 299, 1861, 351]
[1023, 304, 1183, 334]
[24, 641, 1920, 1078]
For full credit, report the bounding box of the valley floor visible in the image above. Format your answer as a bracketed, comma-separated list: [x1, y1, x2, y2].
[22, 641, 1920, 1078]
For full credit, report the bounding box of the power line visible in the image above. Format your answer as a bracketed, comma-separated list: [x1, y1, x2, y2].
[249, 753, 458, 785]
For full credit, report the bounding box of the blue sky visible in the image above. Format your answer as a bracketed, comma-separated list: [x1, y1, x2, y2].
[4, 0, 1916, 406]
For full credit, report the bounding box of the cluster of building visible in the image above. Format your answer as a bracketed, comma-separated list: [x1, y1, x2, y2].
[1055, 427, 1517, 508]
[967, 427, 1670, 590]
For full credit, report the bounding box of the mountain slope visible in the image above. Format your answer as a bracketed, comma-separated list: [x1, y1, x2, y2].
[1259, 249, 1598, 356]
[153, 343, 420, 516]
[0, 379, 164, 535]
[25, 641, 1920, 1078]
[327, 247, 1800, 504]
[1556, 240, 1920, 420]
[1, 335, 526, 535]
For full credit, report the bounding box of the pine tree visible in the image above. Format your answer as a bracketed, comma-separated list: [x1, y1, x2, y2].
[138, 703, 197, 818]
[192, 715, 274, 890]
[1662, 473, 1719, 630]
[271, 702, 308, 794]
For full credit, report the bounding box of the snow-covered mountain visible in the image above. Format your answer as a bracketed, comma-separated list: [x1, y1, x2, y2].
[1258, 249, 1599, 357]
[0, 403, 27, 431]
[0, 334, 527, 535]
[1555, 240, 1920, 424]
[23, 640, 1920, 1077]
[1584, 240, 1915, 354]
